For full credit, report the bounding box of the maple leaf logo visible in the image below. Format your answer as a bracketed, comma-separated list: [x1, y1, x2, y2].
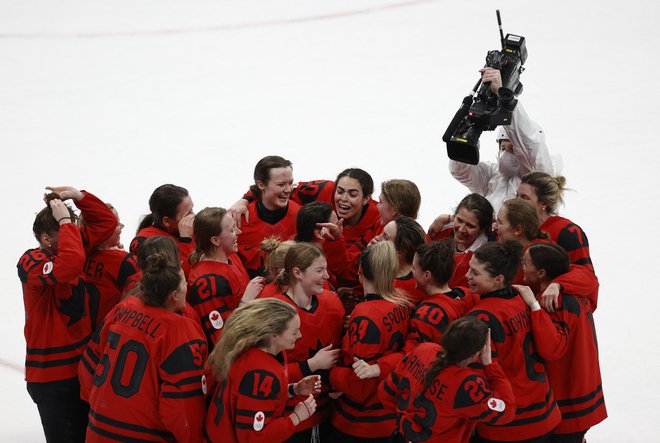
[256, 413, 264, 422]
[211, 312, 220, 321]
[58, 282, 87, 326]
[489, 399, 497, 408]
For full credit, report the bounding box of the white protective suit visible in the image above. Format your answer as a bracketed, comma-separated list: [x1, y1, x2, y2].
[448, 102, 554, 213]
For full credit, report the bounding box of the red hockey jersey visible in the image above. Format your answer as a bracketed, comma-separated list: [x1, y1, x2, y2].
[83, 248, 138, 329]
[468, 287, 561, 441]
[205, 347, 295, 443]
[530, 291, 607, 434]
[130, 226, 195, 278]
[379, 342, 516, 443]
[404, 288, 479, 354]
[329, 294, 411, 438]
[394, 271, 427, 305]
[271, 290, 345, 431]
[79, 295, 207, 442]
[541, 216, 594, 272]
[18, 191, 117, 383]
[322, 200, 383, 289]
[187, 256, 250, 348]
[236, 201, 300, 278]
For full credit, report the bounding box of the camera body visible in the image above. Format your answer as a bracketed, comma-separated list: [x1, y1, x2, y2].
[443, 33, 527, 165]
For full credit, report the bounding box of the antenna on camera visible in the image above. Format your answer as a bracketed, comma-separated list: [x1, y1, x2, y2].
[496, 10, 505, 49]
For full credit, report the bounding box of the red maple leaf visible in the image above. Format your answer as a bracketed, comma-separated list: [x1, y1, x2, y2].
[256, 413, 263, 422]
[211, 312, 219, 321]
[489, 399, 497, 407]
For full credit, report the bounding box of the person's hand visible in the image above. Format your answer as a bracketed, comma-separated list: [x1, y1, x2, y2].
[428, 214, 452, 239]
[368, 233, 384, 247]
[308, 344, 341, 371]
[512, 284, 539, 310]
[295, 375, 322, 396]
[479, 329, 493, 365]
[178, 213, 195, 239]
[46, 186, 83, 202]
[293, 394, 317, 422]
[242, 276, 265, 302]
[480, 67, 503, 95]
[352, 357, 380, 379]
[540, 282, 561, 313]
[228, 199, 250, 229]
[316, 219, 344, 241]
[49, 199, 72, 224]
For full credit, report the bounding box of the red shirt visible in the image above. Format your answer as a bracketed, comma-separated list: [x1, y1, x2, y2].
[379, 342, 516, 443]
[18, 191, 117, 383]
[80, 295, 207, 443]
[529, 283, 606, 433]
[236, 201, 300, 278]
[205, 348, 295, 443]
[541, 215, 594, 272]
[404, 288, 479, 354]
[468, 287, 561, 440]
[329, 295, 411, 438]
[83, 248, 138, 328]
[272, 290, 345, 431]
[187, 256, 250, 348]
[394, 271, 427, 305]
[130, 226, 195, 278]
[323, 200, 383, 289]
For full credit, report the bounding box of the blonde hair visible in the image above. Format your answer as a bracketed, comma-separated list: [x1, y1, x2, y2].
[274, 242, 324, 292]
[207, 298, 298, 380]
[359, 241, 412, 307]
[521, 172, 569, 215]
[260, 237, 296, 283]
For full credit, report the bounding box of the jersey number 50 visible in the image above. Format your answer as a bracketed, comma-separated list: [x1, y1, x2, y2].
[93, 331, 149, 398]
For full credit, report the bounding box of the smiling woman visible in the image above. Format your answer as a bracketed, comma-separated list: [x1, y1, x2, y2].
[265, 242, 345, 441]
[236, 156, 301, 278]
[186, 207, 265, 349]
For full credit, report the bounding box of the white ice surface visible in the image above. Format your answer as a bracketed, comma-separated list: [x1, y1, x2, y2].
[1, 0, 659, 441]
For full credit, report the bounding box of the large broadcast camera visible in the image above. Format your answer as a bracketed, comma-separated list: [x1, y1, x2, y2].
[443, 11, 527, 165]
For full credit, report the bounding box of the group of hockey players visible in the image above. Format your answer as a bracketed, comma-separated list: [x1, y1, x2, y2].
[18, 69, 606, 443]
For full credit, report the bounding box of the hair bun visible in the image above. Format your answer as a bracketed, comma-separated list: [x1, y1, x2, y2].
[145, 251, 170, 274]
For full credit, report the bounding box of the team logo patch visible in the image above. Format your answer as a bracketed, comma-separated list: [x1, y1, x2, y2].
[253, 411, 265, 431]
[201, 374, 207, 395]
[42, 261, 53, 275]
[487, 397, 506, 412]
[209, 311, 224, 329]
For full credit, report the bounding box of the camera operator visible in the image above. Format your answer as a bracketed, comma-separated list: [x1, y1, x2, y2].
[448, 67, 554, 213]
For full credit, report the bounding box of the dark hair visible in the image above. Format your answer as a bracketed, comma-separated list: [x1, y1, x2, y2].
[527, 243, 570, 281]
[380, 179, 421, 219]
[32, 192, 78, 241]
[473, 240, 524, 285]
[421, 317, 488, 394]
[140, 250, 183, 307]
[455, 193, 494, 233]
[416, 239, 455, 286]
[249, 156, 293, 200]
[295, 202, 333, 242]
[136, 236, 180, 271]
[335, 168, 374, 198]
[137, 184, 189, 233]
[501, 198, 550, 241]
[190, 207, 228, 265]
[391, 216, 426, 265]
